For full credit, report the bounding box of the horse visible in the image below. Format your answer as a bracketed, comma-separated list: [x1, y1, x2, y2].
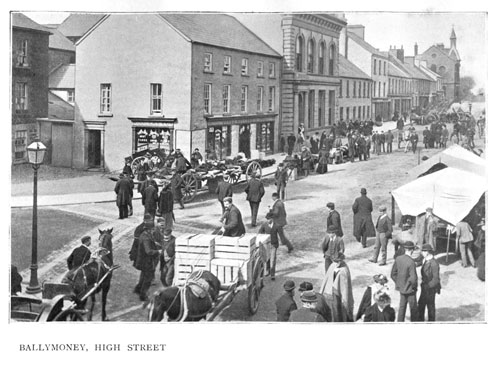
[148, 270, 221, 322]
[62, 228, 115, 321]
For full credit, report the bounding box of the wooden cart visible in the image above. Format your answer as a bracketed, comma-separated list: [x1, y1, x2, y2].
[174, 233, 271, 319]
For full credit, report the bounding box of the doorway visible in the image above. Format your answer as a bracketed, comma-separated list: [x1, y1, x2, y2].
[87, 130, 102, 168]
[239, 124, 251, 158]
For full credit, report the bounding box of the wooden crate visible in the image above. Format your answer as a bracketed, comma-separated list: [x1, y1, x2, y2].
[174, 234, 215, 285]
[245, 233, 271, 262]
[214, 234, 256, 260]
[210, 258, 249, 285]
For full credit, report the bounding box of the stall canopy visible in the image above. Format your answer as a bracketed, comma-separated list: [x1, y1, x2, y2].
[373, 121, 398, 133]
[407, 144, 486, 179]
[392, 167, 486, 226]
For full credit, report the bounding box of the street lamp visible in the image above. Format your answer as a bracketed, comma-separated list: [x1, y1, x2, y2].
[25, 140, 46, 294]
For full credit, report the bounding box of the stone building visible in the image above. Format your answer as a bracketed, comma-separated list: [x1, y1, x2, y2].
[280, 13, 346, 137]
[416, 27, 460, 100]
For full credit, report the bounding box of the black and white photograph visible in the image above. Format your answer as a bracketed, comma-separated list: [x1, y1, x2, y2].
[4, 0, 497, 376]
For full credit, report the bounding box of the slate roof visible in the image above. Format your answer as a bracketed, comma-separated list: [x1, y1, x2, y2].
[46, 26, 75, 51]
[388, 60, 410, 78]
[57, 13, 106, 39]
[48, 91, 74, 120]
[388, 53, 431, 81]
[339, 54, 371, 80]
[49, 64, 75, 88]
[12, 13, 51, 34]
[159, 13, 281, 57]
[347, 31, 386, 58]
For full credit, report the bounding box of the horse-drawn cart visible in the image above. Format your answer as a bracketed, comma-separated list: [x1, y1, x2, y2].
[171, 232, 271, 320]
[11, 294, 84, 322]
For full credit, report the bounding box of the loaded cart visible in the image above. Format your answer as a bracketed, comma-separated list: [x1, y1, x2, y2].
[174, 233, 271, 319]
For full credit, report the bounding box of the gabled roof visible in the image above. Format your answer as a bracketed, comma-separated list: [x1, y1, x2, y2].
[388, 60, 410, 78]
[417, 44, 457, 63]
[12, 13, 51, 34]
[159, 13, 281, 57]
[388, 53, 432, 81]
[347, 31, 386, 58]
[48, 91, 74, 120]
[339, 54, 371, 80]
[57, 13, 106, 39]
[49, 64, 75, 88]
[46, 26, 75, 51]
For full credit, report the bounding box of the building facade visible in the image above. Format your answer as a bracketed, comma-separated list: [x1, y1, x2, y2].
[338, 54, 372, 121]
[11, 13, 51, 164]
[280, 13, 346, 138]
[416, 28, 460, 100]
[72, 13, 281, 171]
[340, 25, 391, 121]
[387, 52, 412, 116]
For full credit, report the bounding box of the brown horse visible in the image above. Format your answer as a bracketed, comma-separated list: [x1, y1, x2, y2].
[62, 228, 116, 321]
[148, 270, 220, 322]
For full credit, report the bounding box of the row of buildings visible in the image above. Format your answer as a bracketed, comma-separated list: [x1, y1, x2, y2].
[12, 12, 461, 171]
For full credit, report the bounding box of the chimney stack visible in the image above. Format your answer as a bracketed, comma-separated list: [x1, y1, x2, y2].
[414, 42, 418, 56]
[396, 47, 405, 63]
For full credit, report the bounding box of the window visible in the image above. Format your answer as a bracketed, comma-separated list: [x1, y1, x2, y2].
[379, 60, 381, 75]
[362, 106, 365, 119]
[346, 107, 350, 120]
[268, 87, 275, 112]
[223, 56, 232, 74]
[329, 44, 335, 76]
[340, 107, 344, 120]
[358, 82, 361, 98]
[241, 58, 249, 75]
[339, 80, 343, 98]
[14, 130, 27, 160]
[257, 86, 264, 112]
[204, 53, 213, 72]
[296, 36, 304, 72]
[363, 82, 366, 98]
[373, 59, 377, 74]
[203, 83, 212, 114]
[318, 90, 325, 126]
[67, 90, 75, 103]
[269, 62, 276, 78]
[308, 90, 315, 127]
[353, 106, 356, 119]
[307, 39, 315, 73]
[378, 82, 381, 97]
[438, 66, 447, 76]
[14, 82, 28, 112]
[383, 83, 386, 97]
[358, 106, 362, 119]
[256, 122, 275, 153]
[430, 64, 437, 72]
[257, 61, 264, 77]
[328, 90, 335, 125]
[223, 85, 231, 113]
[384, 61, 386, 75]
[17, 39, 28, 66]
[241, 86, 248, 112]
[100, 84, 112, 113]
[207, 126, 231, 160]
[150, 83, 162, 114]
[318, 42, 325, 75]
[367, 106, 370, 118]
[346, 80, 350, 98]
[353, 81, 356, 98]
[368, 82, 371, 98]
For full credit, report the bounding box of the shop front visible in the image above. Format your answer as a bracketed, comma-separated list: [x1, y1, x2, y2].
[129, 117, 177, 155]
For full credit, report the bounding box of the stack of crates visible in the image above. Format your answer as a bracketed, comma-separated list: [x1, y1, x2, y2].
[211, 234, 257, 284]
[174, 234, 215, 286]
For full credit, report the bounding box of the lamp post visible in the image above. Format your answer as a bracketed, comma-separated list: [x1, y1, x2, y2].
[25, 140, 46, 294]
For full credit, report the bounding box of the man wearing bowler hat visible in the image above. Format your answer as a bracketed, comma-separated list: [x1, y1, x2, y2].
[391, 241, 418, 322]
[298, 282, 332, 322]
[275, 280, 298, 321]
[326, 202, 343, 237]
[244, 171, 265, 227]
[418, 244, 441, 321]
[352, 188, 375, 248]
[289, 291, 326, 322]
[369, 205, 392, 265]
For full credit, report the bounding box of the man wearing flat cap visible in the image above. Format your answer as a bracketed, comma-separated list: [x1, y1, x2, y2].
[352, 188, 375, 248]
[326, 202, 343, 237]
[289, 291, 326, 322]
[220, 197, 245, 237]
[369, 205, 392, 265]
[391, 241, 418, 322]
[67, 236, 92, 270]
[418, 244, 441, 321]
[298, 282, 332, 322]
[275, 280, 298, 321]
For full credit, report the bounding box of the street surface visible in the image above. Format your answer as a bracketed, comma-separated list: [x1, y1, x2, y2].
[11, 125, 485, 322]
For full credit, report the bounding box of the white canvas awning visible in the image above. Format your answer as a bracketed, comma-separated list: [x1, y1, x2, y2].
[407, 144, 486, 179]
[392, 167, 486, 226]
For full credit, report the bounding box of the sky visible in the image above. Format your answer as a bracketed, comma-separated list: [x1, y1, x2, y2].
[23, 10, 487, 92]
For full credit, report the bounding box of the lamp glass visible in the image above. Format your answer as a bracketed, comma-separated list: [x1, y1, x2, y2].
[27, 141, 46, 165]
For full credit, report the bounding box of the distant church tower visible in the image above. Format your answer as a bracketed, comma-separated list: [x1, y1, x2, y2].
[449, 27, 461, 100]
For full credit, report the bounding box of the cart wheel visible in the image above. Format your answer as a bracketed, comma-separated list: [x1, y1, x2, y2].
[228, 172, 241, 184]
[181, 172, 198, 203]
[246, 161, 262, 182]
[247, 258, 265, 315]
[52, 309, 84, 321]
[131, 156, 145, 176]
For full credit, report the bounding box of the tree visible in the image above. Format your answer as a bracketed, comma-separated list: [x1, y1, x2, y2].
[459, 76, 476, 101]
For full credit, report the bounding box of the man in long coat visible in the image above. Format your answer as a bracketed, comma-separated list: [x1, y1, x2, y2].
[352, 188, 376, 248]
[326, 202, 343, 237]
[170, 171, 185, 209]
[133, 220, 161, 301]
[391, 241, 418, 322]
[142, 182, 158, 220]
[221, 197, 245, 237]
[115, 173, 133, 219]
[415, 207, 438, 251]
[320, 253, 354, 322]
[244, 172, 265, 227]
[158, 182, 174, 230]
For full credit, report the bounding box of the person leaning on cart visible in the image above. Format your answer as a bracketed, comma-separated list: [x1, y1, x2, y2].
[220, 197, 245, 237]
